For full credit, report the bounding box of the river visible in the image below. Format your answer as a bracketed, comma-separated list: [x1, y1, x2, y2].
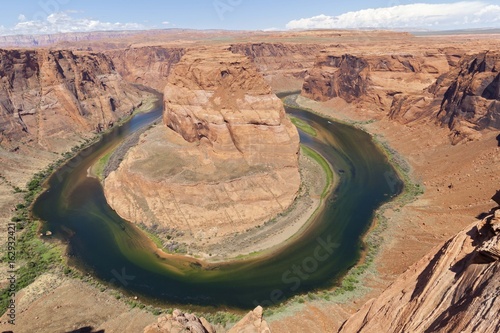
[33, 97, 403, 310]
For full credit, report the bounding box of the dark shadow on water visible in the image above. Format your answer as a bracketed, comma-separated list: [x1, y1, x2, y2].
[65, 327, 104, 333]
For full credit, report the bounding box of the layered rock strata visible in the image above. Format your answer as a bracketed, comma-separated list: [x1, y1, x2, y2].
[302, 49, 451, 112]
[339, 207, 500, 333]
[303, 49, 500, 144]
[230, 43, 323, 91]
[0, 49, 151, 152]
[106, 46, 185, 91]
[104, 49, 300, 246]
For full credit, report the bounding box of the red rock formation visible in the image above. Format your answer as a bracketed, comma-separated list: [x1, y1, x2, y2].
[302, 49, 450, 112]
[0, 48, 151, 151]
[144, 309, 215, 333]
[163, 48, 300, 167]
[230, 43, 323, 91]
[106, 46, 185, 91]
[339, 208, 500, 333]
[227, 306, 271, 333]
[104, 48, 300, 246]
[303, 49, 500, 144]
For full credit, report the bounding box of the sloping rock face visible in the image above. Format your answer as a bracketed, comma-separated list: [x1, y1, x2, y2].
[0, 49, 150, 151]
[436, 52, 500, 139]
[230, 43, 322, 91]
[104, 49, 300, 245]
[106, 46, 185, 91]
[338, 208, 500, 333]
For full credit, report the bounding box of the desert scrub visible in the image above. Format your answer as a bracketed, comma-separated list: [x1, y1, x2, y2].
[201, 311, 242, 327]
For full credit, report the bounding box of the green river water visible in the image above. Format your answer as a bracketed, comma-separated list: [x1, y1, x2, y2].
[33, 97, 402, 310]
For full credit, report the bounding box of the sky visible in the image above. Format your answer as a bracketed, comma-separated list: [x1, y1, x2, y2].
[0, 0, 499, 36]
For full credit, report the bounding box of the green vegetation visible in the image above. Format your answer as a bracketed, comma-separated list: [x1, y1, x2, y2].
[301, 145, 334, 198]
[0, 147, 83, 315]
[0, 95, 179, 320]
[200, 311, 242, 327]
[289, 115, 317, 137]
[137, 224, 166, 250]
[94, 151, 113, 180]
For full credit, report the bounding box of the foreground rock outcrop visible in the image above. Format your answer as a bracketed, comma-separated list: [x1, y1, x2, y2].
[144, 306, 270, 333]
[0, 48, 151, 152]
[144, 309, 215, 333]
[227, 306, 271, 333]
[339, 207, 500, 333]
[104, 48, 300, 248]
[106, 46, 185, 91]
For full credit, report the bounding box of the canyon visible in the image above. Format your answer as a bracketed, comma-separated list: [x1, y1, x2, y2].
[0, 29, 499, 333]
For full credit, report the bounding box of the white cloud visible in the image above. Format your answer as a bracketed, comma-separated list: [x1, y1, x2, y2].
[0, 12, 147, 36]
[286, 1, 500, 30]
[162, 21, 170, 25]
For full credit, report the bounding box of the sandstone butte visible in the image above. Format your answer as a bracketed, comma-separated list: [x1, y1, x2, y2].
[103, 48, 300, 246]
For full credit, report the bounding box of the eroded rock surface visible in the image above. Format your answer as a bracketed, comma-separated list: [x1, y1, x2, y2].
[230, 43, 322, 91]
[106, 46, 185, 91]
[302, 49, 450, 110]
[104, 48, 300, 248]
[339, 207, 500, 333]
[144, 309, 215, 333]
[303, 48, 500, 144]
[0, 48, 150, 152]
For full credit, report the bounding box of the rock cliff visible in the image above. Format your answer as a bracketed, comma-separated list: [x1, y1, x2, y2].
[435, 52, 500, 142]
[106, 46, 185, 91]
[104, 49, 300, 248]
[0, 48, 151, 152]
[302, 49, 451, 112]
[230, 43, 322, 91]
[303, 49, 500, 144]
[339, 207, 500, 333]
